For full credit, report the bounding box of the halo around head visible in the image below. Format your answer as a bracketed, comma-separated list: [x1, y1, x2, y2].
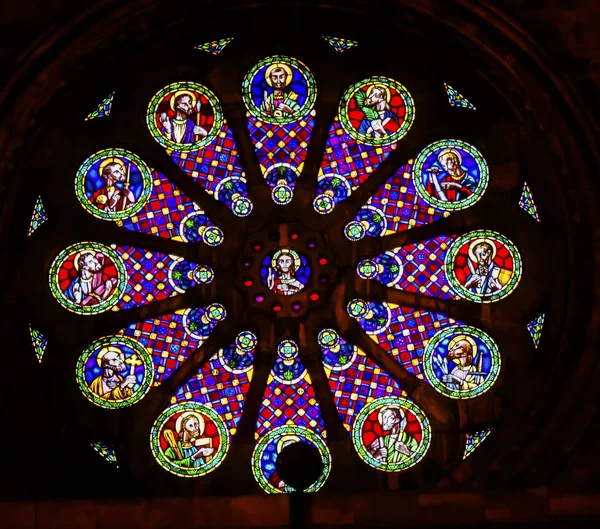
[73, 250, 96, 271]
[437, 147, 462, 165]
[366, 83, 391, 103]
[98, 157, 126, 178]
[271, 248, 301, 271]
[265, 62, 294, 86]
[448, 334, 479, 359]
[377, 405, 405, 425]
[169, 90, 197, 111]
[468, 238, 497, 262]
[96, 345, 124, 367]
[277, 434, 301, 454]
[175, 410, 205, 436]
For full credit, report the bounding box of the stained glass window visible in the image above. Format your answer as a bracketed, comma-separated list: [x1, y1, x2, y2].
[35, 35, 535, 493]
[519, 182, 541, 222]
[464, 429, 492, 459]
[348, 299, 501, 399]
[28, 196, 47, 236]
[195, 38, 234, 55]
[358, 230, 522, 303]
[527, 313, 545, 349]
[243, 56, 316, 205]
[253, 339, 330, 493]
[322, 36, 358, 52]
[91, 442, 119, 467]
[314, 77, 414, 214]
[29, 324, 47, 364]
[85, 92, 114, 120]
[147, 82, 253, 217]
[444, 83, 476, 110]
[151, 331, 256, 477]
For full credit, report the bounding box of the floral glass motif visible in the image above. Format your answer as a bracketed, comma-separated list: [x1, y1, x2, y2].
[151, 331, 257, 478]
[313, 77, 415, 214]
[464, 428, 492, 459]
[348, 299, 501, 399]
[253, 339, 330, 493]
[359, 230, 522, 303]
[322, 36, 358, 52]
[85, 92, 115, 121]
[527, 313, 545, 349]
[444, 83, 475, 110]
[519, 182, 541, 222]
[75, 148, 223, 244]
[261, 248, 311, 296]
[319, 329, 431, 472]
[76, 304, 226, 408]
[49, 242, 211, 315]
[195, 38, 234, 55]
[243, 56, 317, 205]
[28, 196, 48, 236]
[29, 324, 48, 364]
[147, 82, 252, 217]
[91, 442, 119, 467]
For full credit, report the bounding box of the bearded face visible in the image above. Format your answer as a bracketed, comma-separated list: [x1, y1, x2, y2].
[103, 163, 125, 183]
[447, 340, 474, 366]
[381, 409, 401, 431]
[183, 417, 200, 439]
[440, 153, 461, 175]
[103, 354, 126, 373]
[276, 254, 294, 275]
[474, 243, 493, 266]
[81, 253, 102, 273]
[270, 68, 288, 89]
[366, 88, 385, 106]
[175, 95, 194, 116]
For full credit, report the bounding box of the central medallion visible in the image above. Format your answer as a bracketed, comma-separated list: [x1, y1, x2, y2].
[261, 248, 311, 296]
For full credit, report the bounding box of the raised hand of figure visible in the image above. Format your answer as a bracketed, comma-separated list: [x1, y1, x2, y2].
[378, 447, 388, 460]
[193, 125, 208, 137]
[371, 119, 386, 136]
[441, 182, 461, 190]
[277, 103, 294, 114]
[159, 112, 171, 134]
[267, 267, 275, 290]
[122, 374, 137, 388]
[194, 447, 214, 459]
[394, 442, 411, 456]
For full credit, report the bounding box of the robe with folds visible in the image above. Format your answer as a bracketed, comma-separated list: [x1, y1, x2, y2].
[164, 441, 206, 468]
[64, 256, 114, 306]
[466, 262, 511, 295]
[425, 170, 478, 202]
[369, 430, 418, 465]
[89, 374, 133, 401]
[260, 90, 300, 117]
[91, 185, 131, 212]
[161, 117, 196, 144]
[447, 363, 484, 391]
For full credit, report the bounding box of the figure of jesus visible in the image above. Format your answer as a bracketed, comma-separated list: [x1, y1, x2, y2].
[424, 148, 478, 203]
[91, 161, 136, 213]
[440, 338, 484, 391]
[368, 406, 418, 465]
[88, 347, 137, 401]
[64, 251, 117, 307]
[259, 65, 300, 118]
[267, 251, 304, 295]
[355, 85, 397, 138]
[159, 92, 208, 144]
[163, 412, 214, 469]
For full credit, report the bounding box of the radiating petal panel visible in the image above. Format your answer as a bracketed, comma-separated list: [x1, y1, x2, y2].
[28, 196, 48, 236]
[527, 313, 545, 348]
[49, 242, 213, 315]
[358, 230, 522, 303]
[75, 304, 226, 411]
[348, 299, 501, 399]
[195, 38, 234, 55]
[91, 442, 119, 466]
[85, 92, 114, 121]
[444, 83, 475, 110]
[322, 36, 358, 52]
[29, 323, 47, 364]
[150, 331, 256, 477]
[313, 77, 414, 214]
[464, 428, 492, 459]
[519, 182, 541, 222]
[253, 340, 330, 493]
[243, 56, 316, 205]
[75, 148, 223, 244]
[318, 329, 431, 472]
[147, 82, 253, 217]
[345, 140, 488, 238]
